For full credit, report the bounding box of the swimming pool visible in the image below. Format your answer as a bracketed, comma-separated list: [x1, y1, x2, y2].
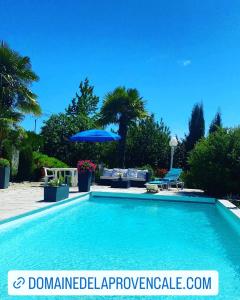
[0, 192, 240, 299]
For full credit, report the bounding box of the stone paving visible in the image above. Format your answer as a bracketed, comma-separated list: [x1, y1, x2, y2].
[0, 181, 205, 222]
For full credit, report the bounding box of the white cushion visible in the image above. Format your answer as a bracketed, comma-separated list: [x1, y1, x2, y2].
[103, 168, 113, 177]
[127, 168, 138, 178]
[112, 168, 121, 177]
[137, 169, 147, 179]
[120, 169, 128, 177]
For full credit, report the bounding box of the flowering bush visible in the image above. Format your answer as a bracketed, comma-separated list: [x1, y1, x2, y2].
[156, 168, 168, 178]
[77, 160, 96, 173]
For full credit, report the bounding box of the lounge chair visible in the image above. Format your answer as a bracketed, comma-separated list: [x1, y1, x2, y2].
[148, 168, 184, 190]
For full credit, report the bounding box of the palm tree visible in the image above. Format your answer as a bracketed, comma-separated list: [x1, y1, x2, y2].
[0, 42, 41, 116]
[99, 87, 147, 167]
[0, 42, 41, 154]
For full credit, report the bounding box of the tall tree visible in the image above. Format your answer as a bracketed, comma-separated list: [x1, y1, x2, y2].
[209, 111, 222, 134]
[173, 138, 187, 169]
[0, 42, 41, 154]
[41, 113, 98, 165]
[42, 79, 99, 165]
[66, 78, 99, 117]
[125, 115, 170, 168]
[99, 87, 147, 167]
[185, 103, 205, 153]
[0, 42, 41, 117]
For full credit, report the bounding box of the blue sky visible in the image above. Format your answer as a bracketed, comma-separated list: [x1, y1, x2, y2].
[1, 0, 240, 137]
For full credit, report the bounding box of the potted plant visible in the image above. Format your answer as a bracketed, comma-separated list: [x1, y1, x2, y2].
[117, 172, 124, 181]
[77, 160, 96, 192]
[44, 177, 69, 202]
[0, 158, 10, 189]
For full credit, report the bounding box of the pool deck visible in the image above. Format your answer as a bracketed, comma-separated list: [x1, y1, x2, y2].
[0, 182, 239, 222]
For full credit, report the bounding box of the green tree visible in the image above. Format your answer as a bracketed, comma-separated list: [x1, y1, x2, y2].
[0, 42, 41, 154]
[187, 127, 240, 196]
[17, 146, 33, 181]
[0, 42, 41, 116]
[99, 87, 147, 167]
[66, 78, 99, 117]
[173, 138, 187, 169]
[41, 113, 98, 165]
[24, 131, 43, 152]
[41, 79, 99, 165]
[125, 115, 170, 168]
[185, 103, 205, 153]
[100, 142, 119, 168]
[209, 111, 222, 134]
[0, 111, 23, 155]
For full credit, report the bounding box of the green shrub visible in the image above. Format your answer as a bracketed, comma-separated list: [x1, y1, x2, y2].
[24, 131, 43, 152]
[33, 152, 68, 168]
[48, 176, 65, 187]
[32, 152, 68, 180]
[17, 147, 33, 181]
[94, 167, 101, 182]
[180, 171, 194, 188]
[188, 128, 240, 196]
[1, 142, 12, 165]
[0, 158, 10, 167]
[138, 164, 154, 180]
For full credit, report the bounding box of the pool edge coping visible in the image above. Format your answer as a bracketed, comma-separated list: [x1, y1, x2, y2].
[1, 191, 240, 228]
[92, 191, 216, 204]
[0, 192, 90, 226]
[217, 199, 240, 220]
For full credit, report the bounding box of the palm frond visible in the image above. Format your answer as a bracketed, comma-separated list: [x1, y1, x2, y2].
[0, 43, 41, 118]
[100, 86, 147, 124]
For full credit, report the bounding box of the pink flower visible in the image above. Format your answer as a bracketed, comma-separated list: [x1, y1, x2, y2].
[77, 160, 96, 172]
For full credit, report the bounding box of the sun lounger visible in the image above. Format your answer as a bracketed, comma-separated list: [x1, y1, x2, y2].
[148, 168, 184, 190]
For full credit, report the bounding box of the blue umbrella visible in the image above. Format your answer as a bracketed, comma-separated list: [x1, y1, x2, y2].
[70, 130, 120, 184]
[69, 129, 121, 142]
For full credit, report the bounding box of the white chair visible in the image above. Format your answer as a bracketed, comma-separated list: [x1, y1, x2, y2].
[43, 167, 55, 185]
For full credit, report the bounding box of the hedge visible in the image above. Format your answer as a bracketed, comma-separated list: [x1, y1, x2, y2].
[32, 152, 68, 180]
[187, 128, 240, 196]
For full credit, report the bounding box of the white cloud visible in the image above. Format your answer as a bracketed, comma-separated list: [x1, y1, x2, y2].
[178, 59, 191, 67]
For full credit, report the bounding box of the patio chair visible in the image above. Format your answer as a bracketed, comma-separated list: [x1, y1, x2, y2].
[148, 168, 184, 190]
[43, 167, 55, 186]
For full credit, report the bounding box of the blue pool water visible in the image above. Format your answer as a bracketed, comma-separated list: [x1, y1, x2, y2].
[0, 194, 240, 299]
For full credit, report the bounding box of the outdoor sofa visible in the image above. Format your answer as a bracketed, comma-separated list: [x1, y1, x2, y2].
[99, 168, 150, 187]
